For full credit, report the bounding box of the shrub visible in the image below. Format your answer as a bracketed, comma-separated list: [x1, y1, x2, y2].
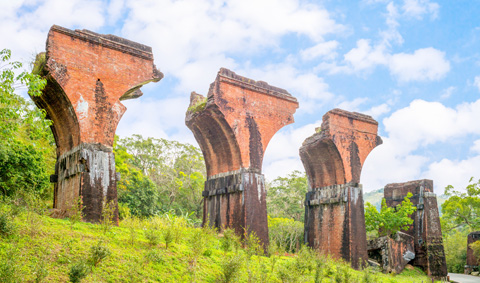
[0, 211, 14, 237]
[365, 192, 416, 238]
[89, 241, 110, 267]
[221, 228, 241, 254]
[268, 216, 303, 253]
[68, 260, 90, 283]
[218, 252, 244, 283]
[145, 227, 161, 246]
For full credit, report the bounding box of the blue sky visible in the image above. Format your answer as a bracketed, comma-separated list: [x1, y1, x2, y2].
[3, 0, 480, 193]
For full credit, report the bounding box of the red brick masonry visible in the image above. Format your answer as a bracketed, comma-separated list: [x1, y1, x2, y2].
[384, 180, 447, 279]
[185, 68, 298, 249]
[31, 25, 162, 223]
[300, 109, 382, 269]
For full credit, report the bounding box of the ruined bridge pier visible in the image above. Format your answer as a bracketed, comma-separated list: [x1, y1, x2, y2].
[300, 109, 382, 269]
[32, 25, 163, 223]
[384, 180, 447, 279]
[186, 68, 298, 248]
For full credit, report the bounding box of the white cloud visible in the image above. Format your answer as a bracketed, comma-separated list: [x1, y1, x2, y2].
[389, 48, 450, 82]
[0, 0, 105, 64]
[300, 41, 339, 61]
[474, 76, 480, 92]
[365, 103, 391, 119]
[263, 121, 321, 180]
[402, 0, 439, 20]
[470, 139, 480, 154]
[336, 97, 369, 112]
[121, 0, 342, 92]
[440, 86, 455, 99]
[344, 39, 388, 72]
[424, 156, 480, 194]
[363, 98, 480, 193]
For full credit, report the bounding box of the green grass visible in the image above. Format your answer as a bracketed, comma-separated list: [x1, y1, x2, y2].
[0, 204, 436, 282]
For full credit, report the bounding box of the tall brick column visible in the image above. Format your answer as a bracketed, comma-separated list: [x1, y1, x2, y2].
[465, 231, 480, 274]
[185, 68, 298, 248]
[384, 180, 447, 279]
[31, 25, 163, 223]
[300, 109, 382, 269]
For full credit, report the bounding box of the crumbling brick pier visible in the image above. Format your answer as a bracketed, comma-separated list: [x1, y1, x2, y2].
[185, 68, 298, 248]
[31, 25, 163, 223]
[384, 180, 447, 279]
[465, 231, 480, 274]
[300, 109, 382, 269]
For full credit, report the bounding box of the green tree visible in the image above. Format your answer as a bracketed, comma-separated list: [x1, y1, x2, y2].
[267, 170, 308, 222]
[113, 135, 206, 218]
[365, 192, 417, 238]
[0, 48, 53, 199]
[441, 177, 480, 231]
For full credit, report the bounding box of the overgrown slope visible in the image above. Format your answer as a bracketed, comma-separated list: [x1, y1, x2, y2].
[0, 203, 435, 283]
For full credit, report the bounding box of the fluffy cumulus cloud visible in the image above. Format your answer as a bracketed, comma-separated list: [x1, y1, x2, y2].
[120, 0, 342, 93]
[263, 121, 321, 181]
[362, 98, 480, 193]
[339, 0, 448, 82]
[389, 48, 450, 82]
[300, 40, 339, 61]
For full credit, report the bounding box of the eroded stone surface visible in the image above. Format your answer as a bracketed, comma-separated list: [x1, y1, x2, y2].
[300, 109, 382, 269]
[186, 68, 298, 249]
[31, 25, 162, 223]
[384, 179, 447, 279]
[367, 232, 415, 274]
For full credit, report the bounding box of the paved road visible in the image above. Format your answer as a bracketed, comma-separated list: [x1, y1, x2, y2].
[449, 273, 480, 283]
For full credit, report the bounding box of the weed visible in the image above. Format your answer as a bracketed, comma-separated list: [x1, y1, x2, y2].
[67, 196, 83, 229]
[100, 198, 115, 234]
[243, 230, 263, 258]
[0, 248, 20, 283]
[33, 256, 49, 283]
[89, 240, 111, 267]
[0, 211, 14, 237]
[145, 226, 161, 246]
[163, 226, 174, 249]
[221, 228, 241, 254]
[68, 260, 90, 283]
[144, 249, 164, 264]
[217, 252, 244, 283]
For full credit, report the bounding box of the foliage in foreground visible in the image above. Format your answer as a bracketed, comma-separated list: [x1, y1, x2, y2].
[0, 48, 54, 199]
[441, 177, 480, 272]
[365, 192, 417, 238]
[0, 201, 434, 283]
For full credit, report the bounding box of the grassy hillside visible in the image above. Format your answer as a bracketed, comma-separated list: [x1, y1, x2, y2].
[0, 203, 435, 283]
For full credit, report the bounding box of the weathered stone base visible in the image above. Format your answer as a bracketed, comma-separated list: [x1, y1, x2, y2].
[367, 232, 415, 274]
[51, 143, 119, 223]
[203, 169, 268, 250]
[466, 231, 480, 274]
[304, 183, 367, 269]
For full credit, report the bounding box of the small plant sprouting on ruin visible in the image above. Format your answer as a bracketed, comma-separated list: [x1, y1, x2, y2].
[187, 96, 207, 114]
